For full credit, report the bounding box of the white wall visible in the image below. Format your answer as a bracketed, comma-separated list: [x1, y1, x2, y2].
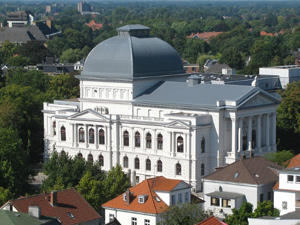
[248, 218, 300, 225]
[274, 191, 295, 216]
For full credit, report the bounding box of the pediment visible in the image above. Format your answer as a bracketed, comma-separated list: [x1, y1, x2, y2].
[239, 93, 279, 109]
[69, 109, 110, 121]
[173, 181, 192, 191]
[164, 120, 191, 129]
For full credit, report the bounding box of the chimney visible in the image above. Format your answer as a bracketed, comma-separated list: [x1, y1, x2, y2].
[46, 20, 51, 29]
[50, 191, 57, 206]
[126, 189, 131, 205]
[187, 74, 201, 86]
[28, 206, 41, 219]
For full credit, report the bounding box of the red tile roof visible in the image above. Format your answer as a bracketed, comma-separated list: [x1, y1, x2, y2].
[260, 30, 274, 36]
[102, 176, 185, 214]
[196, 216, 226, 225]
[187, 32, 223, 41]
[287, 153, 300, 168]
[8, 188, 101, 225]
[85, 20, 111, 31]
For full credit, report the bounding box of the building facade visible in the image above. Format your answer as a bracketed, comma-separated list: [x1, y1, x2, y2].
[43, 25, 279, 192]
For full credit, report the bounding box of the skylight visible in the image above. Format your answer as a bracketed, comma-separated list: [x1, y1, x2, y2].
[155, 197, 161, 202]
[234, 172, 239, 178]
[67, 212, 75, 219]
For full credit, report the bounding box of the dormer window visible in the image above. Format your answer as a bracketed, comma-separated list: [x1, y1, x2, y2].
[138, 195, 148, 203]
[123, 193, 126, 201]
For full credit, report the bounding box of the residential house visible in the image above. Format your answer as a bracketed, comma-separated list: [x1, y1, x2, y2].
[7, 11, 34, 28]
[37, 57, 74, 75]
[102, 176, 193, 225]
[85, 20, 110, 31]
[0, 188, 101, 225]
[183, 63, 200, 73]
[187, 32, 223, 42]
[203, 156, 282, 218]
[195, 216, 226, 225]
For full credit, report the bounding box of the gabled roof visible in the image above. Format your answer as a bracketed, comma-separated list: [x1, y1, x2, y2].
[187, 32, 223, 41]
[0, 25, 46, 44]
[4, 188, 100, 225]
[102, 176, 187, 214]
[203, 156, 282, 185]
[195, 216, 226, 225]
[206, 64, 231, 74]
[286, 153, 300, 168]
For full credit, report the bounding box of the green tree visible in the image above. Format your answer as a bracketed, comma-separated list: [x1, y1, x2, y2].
[264, 150, 294, 167]
[253, 201, 280, 218]
[103, 164, 131, 202]
[277, 81, 300, 153]
[160, 202, 204, 225]
[76, 171, 104, 210]
[219, 47, 244, 70]
[18, 40, 49, 64]
[60, 48, 83, 63]
[1, 40, 17, 63]
[0, 127, 34, 197]
[0, 187, 13, 206]
[184, 38, 210, 63]
[46, 73, 79, 100]
[224, 201, 253, 225]
[5, 56, 29, 67]
[0, 84, 45, 162]
[47, 37, 66, 57]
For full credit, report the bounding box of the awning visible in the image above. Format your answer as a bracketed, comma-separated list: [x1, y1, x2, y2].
[206, 191, 244, 199]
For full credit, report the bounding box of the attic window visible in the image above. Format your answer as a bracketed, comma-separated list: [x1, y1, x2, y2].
[67, 212, 75, 219]
[138, 195, 148, 203]
[155, 197, 161, 202]
[234, 172, 239, 178]
[254, 173, 260, 178]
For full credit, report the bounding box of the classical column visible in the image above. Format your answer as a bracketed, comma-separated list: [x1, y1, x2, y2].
[231, 118, 237, 158]
[257, 115, 262, 150]
[71, 124, 74, 147]
[172, 132, 176, 157]
[247, 116, 252, 150]
[238, 118, 243, 152]
[85, 124, 88, 148]
[271, 113, 277, 149]
[266, 114, 270, 147]
[95, 125, 99, 149]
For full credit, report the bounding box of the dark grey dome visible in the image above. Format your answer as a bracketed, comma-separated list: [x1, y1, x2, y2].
[82, 25, 184, 80]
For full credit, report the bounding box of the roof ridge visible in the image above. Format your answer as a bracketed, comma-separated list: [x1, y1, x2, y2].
[241, 158, 259, 185]
[147, 179, 160, 214]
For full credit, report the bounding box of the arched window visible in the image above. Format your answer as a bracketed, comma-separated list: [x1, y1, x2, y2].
[243, 131, 247, 151]
[252, 129, 256, 149]
[53, 121, 56, 135]
[88, 154, 93, 163]
[99, 129, 105, 145]
[176, 163, 181, 175]
[89, 128, 95, 144]
[77, 153, 83, 158]
[146, 133, 152, 149]
[61, 126, 66, 141]
[60, 150, 66, 156]
[123, 131, 129, 146]
[123, 156, 128, 168]
[157, 134, 163, 150]
[177, 136, 184, 153]
[79, 128, 85, 143]
[99, 155, 104, 166]
[201, 137, 205, 153]
[135, 158, 140, 169]
[146, 159, 151, 171]
[201, 163, 205, 176]
[157, 160, 162, 172]
[135, 132, 140, 148]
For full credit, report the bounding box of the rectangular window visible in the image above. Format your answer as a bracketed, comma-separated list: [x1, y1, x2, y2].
[132, 217, 137, 225]
[136, 176, 139, 184]
[268, 192, 271, 200]
[222, 199, 231, 208]
[171, 195, 176, 205]
[211, 197, 220, 206]
[109, 214, 114, 222]
[296, 176, 300, 183]
[260, 194, 263, 202]
[178, 193, 182, 204]
[185, 192, 189, 202]
[288, 175, 294, 182]
[144, 219, 150, 225]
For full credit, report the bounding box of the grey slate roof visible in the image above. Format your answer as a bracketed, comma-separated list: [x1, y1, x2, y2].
[0, 25, 46, 44]
[81, 25, 184, 80]
[203, 156, 282, 185]
[206, 191, 244, 199]
[116, 24, 150, 32]
[133, 81, 278, 110]
[206, 63, 231, 74]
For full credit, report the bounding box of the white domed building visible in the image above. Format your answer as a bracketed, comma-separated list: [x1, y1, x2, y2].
[43, 25, 279, 191]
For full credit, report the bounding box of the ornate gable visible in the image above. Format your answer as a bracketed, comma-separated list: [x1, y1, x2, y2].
[69, 109, 110, 122]
[164, 120, 191, 129]
[239, 93, 279, 109]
